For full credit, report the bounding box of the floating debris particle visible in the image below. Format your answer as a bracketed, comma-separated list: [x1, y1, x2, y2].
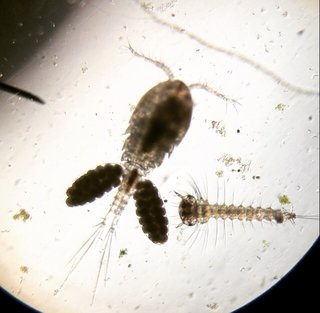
[119, 248, 128, 258]
[211, 120, 226, 137]
[278, 194, 291, 205]
[20, 266, 28, 273]
[81, 64, 88, 73]
[206, 303, 219, 310]
[262, 240, 271, 249]
[252, 175, 261, 180]
[275, 103, 287, 111]
[141, 1, 153, 10]
[218, 154, 251, 173]
[13, 209, 30, 222]
[215, 170, 223, 178]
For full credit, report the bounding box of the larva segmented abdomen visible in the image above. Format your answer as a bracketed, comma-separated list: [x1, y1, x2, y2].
[178, 195, 296, 226]
[133, 180, 168, 244]
[121, 80, 193, 173]
[66, 163, 123, 206]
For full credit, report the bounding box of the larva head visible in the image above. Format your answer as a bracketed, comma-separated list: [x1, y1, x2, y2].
[175, 192, 198, 226]
[279, 209, 297, 223]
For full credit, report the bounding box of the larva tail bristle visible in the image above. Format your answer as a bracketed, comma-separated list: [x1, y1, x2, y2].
[133, 180, 169, 244]
[296, 214, 319, 220]
[66, 163, 123, 206]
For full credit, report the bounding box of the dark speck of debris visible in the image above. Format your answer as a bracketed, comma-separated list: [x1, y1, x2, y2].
[119, 248, 128, 258]
[237, 129, 240, 133]
[297, 29, 305, 36]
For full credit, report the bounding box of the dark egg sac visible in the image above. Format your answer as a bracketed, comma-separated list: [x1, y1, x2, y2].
[66, 163, 123, 206]
[133, 180, 168, 244]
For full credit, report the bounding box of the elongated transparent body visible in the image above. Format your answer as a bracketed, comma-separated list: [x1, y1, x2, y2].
[177, 194, 296, 226]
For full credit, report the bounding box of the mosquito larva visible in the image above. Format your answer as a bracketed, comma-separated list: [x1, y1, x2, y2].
[175, 192, 297, 226]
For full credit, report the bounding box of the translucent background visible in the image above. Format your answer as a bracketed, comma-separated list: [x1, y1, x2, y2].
[0, 1, 319, 312]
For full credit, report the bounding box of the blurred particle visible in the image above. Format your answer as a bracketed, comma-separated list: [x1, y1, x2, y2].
[12, 209, 31, 222]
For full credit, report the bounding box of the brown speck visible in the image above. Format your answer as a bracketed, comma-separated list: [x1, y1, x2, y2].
[20, 266, 28, 273]
[278, 194, 291, 205]
[119, 248, 128, 258]
[206, 303, 219, 310]
[13, 209, 30, 222]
